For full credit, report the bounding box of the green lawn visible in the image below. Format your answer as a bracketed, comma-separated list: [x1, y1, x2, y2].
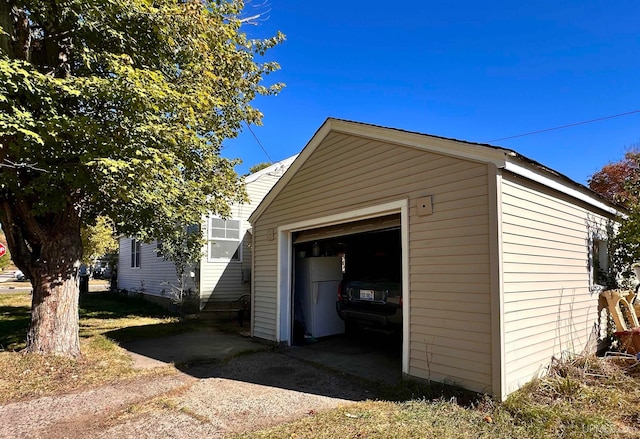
[0, 291, 194, 403]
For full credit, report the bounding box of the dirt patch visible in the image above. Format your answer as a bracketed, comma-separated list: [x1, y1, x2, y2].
[0, 374, 193, 439]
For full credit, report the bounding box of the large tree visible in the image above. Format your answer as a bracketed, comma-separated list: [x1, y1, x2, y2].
[0, 0, 283, 356]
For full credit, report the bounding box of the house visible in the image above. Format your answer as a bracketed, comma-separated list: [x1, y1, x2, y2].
[248, 118, 621, 399]
[117, 155, 297, 309]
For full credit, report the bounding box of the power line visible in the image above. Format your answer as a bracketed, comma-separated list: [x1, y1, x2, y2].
[488, 109, 640, 143]
[246, 123, 273, 163]
[0, 159, 47, 172]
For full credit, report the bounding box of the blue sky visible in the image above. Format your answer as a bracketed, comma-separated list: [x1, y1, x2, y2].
[222, 1, 640, 184]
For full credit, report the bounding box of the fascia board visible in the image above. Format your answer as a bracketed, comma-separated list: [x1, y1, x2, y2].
[249, 120, 333, 224]
[328, 119, 510, 167]
[504, 161, 622, 216]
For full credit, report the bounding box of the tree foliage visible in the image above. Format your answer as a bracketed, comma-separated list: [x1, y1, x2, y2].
[156, 224, 203, 314]
[247, 161, 273, 175]
[589, 147, 640, 274]
[588, 148, 640, 209]
[0, 0, 283, 355]
[80, 216, 118, 264]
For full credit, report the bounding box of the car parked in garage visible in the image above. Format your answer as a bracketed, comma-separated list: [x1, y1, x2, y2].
[335, 229, 402, 333]
[337, 277, 402, 331]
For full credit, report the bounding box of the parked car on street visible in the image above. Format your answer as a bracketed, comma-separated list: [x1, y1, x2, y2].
[15, 270, 27, 281]
[92, 260, 111, 279]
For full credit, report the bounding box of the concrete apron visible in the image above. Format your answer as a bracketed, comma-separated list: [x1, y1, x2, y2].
[121, 329, 402, 386]
[282, 334, 403, 386]
[121, 329, 267, 369]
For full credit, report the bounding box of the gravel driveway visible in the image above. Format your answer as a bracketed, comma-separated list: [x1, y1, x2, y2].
[0, 340, 380, 438]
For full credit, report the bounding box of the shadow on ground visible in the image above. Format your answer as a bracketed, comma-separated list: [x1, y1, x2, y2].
[0, 304, 30, 350]
[118, 325, 404, 402]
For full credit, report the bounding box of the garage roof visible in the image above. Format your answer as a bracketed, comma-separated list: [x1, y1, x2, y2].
[249, 118, 624, 223]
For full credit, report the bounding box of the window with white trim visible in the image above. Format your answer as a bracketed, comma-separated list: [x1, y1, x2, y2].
[208, 218, 241, 261]
[131, 239, 141, 268]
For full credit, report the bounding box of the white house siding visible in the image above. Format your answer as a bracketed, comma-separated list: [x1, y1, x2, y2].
[117, 237, 182, 298]
[199, 201, 249, 304]
[199, 174, 282, 304]
[252, 131, 494, 393]
[117, 158, 294, 307]
[500, 174, 612, 394]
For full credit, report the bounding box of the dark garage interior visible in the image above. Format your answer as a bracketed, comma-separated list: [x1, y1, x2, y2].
[288, 217, 403, 381]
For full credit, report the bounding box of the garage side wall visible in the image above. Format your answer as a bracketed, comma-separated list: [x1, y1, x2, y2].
[252, 132, 494, 393]
[500, 173, 610, 393]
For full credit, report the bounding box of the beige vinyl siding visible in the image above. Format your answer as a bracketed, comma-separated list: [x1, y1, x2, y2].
[200, 173, 283, 303]
[501, 174, 609, 393]
[253, 131, 493, 392]
[117, 237, 184, 297]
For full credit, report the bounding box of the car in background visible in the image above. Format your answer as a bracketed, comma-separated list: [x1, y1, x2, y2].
[92, 260, 111, 279]
[15, 270, 27, 281]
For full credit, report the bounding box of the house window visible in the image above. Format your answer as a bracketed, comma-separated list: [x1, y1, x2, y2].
[591, 237, 609, 288]
[208, 218, 241, 261]
[131, 239, 141, 268]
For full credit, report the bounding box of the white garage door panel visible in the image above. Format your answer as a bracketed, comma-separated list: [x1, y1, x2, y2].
[293, 214, 401, 244]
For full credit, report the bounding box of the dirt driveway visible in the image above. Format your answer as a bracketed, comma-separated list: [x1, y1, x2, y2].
[0, 330, 389, 438]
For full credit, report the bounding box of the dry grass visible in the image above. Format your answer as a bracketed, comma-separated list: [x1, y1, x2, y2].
[0, 336, 177, 404]
[4, 290, 640, 437]
[234, 354, 640, 439]
[0, 291, 197, 403]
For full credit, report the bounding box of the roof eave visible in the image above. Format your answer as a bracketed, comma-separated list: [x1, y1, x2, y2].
[503, 158, 624, 217]
[328, 118, 511, 168]
[248, 118, 625, 224]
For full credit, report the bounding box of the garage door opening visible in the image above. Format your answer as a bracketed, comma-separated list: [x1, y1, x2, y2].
[291, 221, 402, 354]
[274, 200, 409, 375]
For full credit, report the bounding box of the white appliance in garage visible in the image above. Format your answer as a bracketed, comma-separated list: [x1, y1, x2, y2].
[294, 256, 345, 338]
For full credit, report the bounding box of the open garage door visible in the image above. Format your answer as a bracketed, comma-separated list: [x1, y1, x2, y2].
[292, 223, 402, 339]
[275, 200, 409, 375]
[291, 224, 403, 379]
[293, 214, 401, 245]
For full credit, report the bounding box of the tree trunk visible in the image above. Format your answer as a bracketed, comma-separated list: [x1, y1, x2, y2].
[26, 270, 80, 357]
[0, 199, 83, 357]
[25, 215, 82, 357]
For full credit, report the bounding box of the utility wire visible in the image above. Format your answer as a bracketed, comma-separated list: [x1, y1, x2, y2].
[0, 159, 47, 172]
[246, 123, 273, 163]
[488, 109, 640, 143]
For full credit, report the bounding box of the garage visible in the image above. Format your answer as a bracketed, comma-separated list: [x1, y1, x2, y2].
[248, 118, 620, 398]
[292, 216, 402, 343]
[264, 202, 410, 376]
